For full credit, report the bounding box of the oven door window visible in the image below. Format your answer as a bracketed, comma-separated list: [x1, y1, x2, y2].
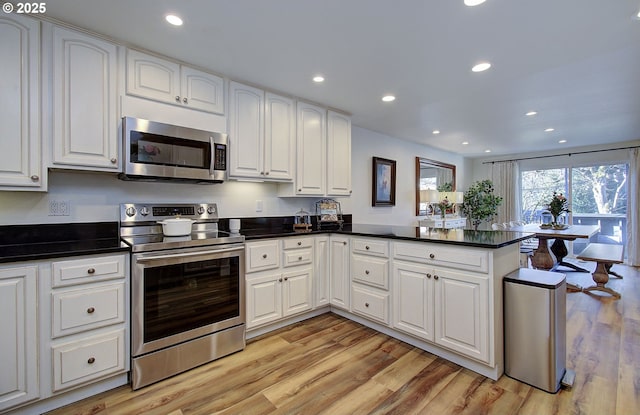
[130, 130, 211, 170]
[143, 257, 239, 343]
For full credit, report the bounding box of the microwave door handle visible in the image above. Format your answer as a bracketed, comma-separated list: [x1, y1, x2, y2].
[137, 246, 244, 263]
[209, 136, 215, 175]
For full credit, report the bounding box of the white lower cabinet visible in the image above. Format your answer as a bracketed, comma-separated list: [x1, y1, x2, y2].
[328, 235, 350, 310]
[245, 238, 313, 330]
[314, 236, 330, 308]
[351, 284, 389, 325]
[433, 267, 489, 363]
[392, 261, 434, 341]
[0, 265, 39, 412]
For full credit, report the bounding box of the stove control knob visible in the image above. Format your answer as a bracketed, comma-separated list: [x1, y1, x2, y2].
[197, 206, 205, 215]
[125, 207, 136, 217]
[140, 206, 150, 216]
[207, 206, 216, 214]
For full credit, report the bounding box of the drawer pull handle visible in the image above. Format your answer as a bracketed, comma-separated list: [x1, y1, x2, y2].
[365, 270, 370, 275]
[434, 275, 439, 280]
[365, 302, 370, 307]
[297, 241, 302, 246]
[87, 307, 95, 314]
[365, 246, 370, 250]
[426, 273, 432, 278]
[429, 253, 435, 259]
[87, 268, 96, 274]
[87, 357, 95, 364]
[262, 254, 267, 259]
[298, 256, 303, 261]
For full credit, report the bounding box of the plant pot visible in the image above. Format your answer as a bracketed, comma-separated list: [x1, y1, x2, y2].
[157, 218, 195, 236]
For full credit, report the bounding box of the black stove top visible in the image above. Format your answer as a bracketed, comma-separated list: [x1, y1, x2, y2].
[119, 203, 244, 252]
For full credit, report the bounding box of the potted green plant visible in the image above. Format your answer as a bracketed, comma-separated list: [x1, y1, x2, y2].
[460, 180, 503, 230]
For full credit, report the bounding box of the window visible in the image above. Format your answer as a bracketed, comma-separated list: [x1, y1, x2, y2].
[520, 163, 628, 255]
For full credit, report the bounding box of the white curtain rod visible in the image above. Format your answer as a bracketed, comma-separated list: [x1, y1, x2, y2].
[482, 145, 640, 164]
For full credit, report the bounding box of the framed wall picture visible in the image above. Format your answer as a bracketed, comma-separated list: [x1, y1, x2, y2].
[372, 157, 396, 206]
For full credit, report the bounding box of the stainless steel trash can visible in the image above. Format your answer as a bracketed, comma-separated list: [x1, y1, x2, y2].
[504, 268, 566, 393]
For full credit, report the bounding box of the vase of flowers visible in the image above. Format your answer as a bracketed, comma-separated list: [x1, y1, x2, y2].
[438, 197, 452, 219]
[547, 192, 570, 226]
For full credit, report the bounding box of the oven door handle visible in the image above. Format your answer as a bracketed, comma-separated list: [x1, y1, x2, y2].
[136, 246, 244, 263]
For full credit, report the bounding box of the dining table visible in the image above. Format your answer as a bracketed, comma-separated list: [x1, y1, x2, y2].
[510, 223, 601, 291]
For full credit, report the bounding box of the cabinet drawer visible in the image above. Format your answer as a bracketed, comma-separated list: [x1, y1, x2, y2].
[52, 329, 126, 392]
[283, 247, 313, 268]
[351, 255, 389, 289]
[393, 242, 489, 273]
[246, 240, 280, 273]
[52, 254, 126, 287]
[351, 238, 389, 258]
[282, 237, 313, 250]
[52, 283, 125, 338]
[351, 285, 389, 324]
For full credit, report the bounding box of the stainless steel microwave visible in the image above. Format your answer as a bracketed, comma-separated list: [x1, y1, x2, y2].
[120, 117, 228, 183]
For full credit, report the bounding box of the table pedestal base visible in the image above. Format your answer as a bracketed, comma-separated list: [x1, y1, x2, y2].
[583, 263, 621, 299]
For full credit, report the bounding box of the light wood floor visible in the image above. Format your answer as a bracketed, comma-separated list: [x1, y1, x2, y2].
[47, 262, 639, 415]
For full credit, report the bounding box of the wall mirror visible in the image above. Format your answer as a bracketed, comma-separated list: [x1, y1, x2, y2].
[415, 157, 456, 216]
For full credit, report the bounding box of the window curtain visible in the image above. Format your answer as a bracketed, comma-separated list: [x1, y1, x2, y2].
[627, 148, 639, 266]
[490, 161, 519, 225]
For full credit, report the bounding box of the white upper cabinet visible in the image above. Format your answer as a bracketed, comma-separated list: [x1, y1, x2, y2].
[0, 15, 43, 190]
[229, 82, 294, 181]
[295, 101, 327, 195]
[127, 49, 224, 115]
[50, 24, 119, 170]
[327, 110, 352, 196]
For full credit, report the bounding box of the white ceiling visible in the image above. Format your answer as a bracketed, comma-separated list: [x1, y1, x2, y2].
[43, 0, 640, 157]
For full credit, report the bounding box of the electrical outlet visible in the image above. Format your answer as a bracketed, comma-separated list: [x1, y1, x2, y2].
[255, 200, 263, 212]
[49, 200, 70, 216]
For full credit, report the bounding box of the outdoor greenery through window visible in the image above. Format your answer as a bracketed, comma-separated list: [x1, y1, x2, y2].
[521, 163, 628, 254]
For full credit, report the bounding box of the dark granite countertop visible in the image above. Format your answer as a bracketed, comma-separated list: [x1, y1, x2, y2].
[0, 222, 129, 264]
[242, 223, 534, 249]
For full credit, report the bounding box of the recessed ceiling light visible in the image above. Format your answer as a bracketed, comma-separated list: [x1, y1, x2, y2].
[544, 128, 555, 132]
[558, 139, 567, 144]
[634, 11, 640, 20]
[432, 130, 440, 135]
[165, 14, 183, 26]
[484, 149, 491, 153]
[525, 111, 537, 116]
[312, 75, 325, 83]
[471, 62, 491, 72]
[462, 141, 469, 145]
[382, 95, 396, 102]
[464, 0, 487, 6]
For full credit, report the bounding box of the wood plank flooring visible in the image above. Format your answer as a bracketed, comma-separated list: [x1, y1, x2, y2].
[46, 262, 640, 415]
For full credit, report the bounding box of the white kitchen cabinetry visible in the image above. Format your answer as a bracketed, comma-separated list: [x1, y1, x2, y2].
[126, 49, 224, 115]
[0, 15, 44, 191]
[47, 254, 128, 392]
[392, 241, 491, 364]
[228, 82, 295, 181]
[350, 238, 390, 325]
[0, 265, 39, 412]
[49, 24, 120, 171]
[327, 110, 352, 196]
[314, 236, 330, 308]
[245, 238, 313, 329]
[328, 235, 350, 310]
[295, 101, 326, 195]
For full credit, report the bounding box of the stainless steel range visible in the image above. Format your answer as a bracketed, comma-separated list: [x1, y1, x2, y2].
[120, 203, 245, 390]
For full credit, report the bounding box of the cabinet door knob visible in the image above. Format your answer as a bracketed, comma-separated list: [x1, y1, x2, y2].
[429, 253, 435, 259]
[175, 96, 181, 102]
[265, 172, 269, 175]
[365, 270, 370, 275]
[87, 307, 95, 314]
[426, 273, 432, 278]
[365, 246, 370, 250]
[262, 254, 267, 259]
[183, 97, 188, 104]
[298, 256, 303, 261]
[297, 241, 302, 246]
[343, 241, 347, 245]
[278, 278, 283, 282]
[434, 275, 439, 280]
[365, 302, 370, 307]
[298, 189, 302, 192]
[284, 277, 288, 281]
[87, 357, 95, 364]
[87, 268, 96, 274]
[110, 158, 117, 164]
[30, 175, 39, 181]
